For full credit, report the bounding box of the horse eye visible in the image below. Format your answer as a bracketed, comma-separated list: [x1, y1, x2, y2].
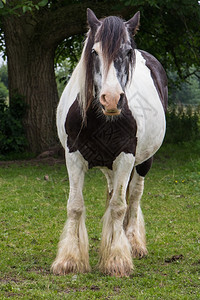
[91, 49, 98, 56]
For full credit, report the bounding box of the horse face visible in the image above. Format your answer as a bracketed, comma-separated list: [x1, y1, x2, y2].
[87, 8, 140, 117]
[92, 42, 126, 116]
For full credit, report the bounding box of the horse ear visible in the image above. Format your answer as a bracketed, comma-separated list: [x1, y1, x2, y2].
[125, 11, 140, 35]
[87, 8, 101, 33]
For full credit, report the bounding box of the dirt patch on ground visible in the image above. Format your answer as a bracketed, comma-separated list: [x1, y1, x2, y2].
[165, 254, 184, 263]
[0, 157, 65, 167]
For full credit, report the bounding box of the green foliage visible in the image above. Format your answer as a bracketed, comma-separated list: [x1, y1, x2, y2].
[0, 64, 8, 105]
[122, 0, 200, 86]
[0, 63, 8, 88]
[0, 0, 5, 9]
[0, 92, 27, 156]
[0, 65, 28, 157]
[0, 142, 199, 298]
[55, 35, 84, 96]
[55, 61, 70, 98]
[22, 0, 48, 13]
[165, 105, 200, 143]
[55, 35, 84, 67]
[0, 81, 8, 100]
[169, 71, 200, 105]
[0, 0, 48, 14]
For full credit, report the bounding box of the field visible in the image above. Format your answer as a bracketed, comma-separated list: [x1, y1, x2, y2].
[0, 142, 200, 299]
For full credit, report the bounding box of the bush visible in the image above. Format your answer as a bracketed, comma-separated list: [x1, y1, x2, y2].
[0, 92, 28, 156]
[165, 105, 200, 143]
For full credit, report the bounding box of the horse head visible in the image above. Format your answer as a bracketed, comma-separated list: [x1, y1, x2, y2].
[85, 8, 140, 116]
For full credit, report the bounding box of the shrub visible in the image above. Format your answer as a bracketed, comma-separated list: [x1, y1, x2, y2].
[165, 105, 200, 143]
[0, 92, 27, 156]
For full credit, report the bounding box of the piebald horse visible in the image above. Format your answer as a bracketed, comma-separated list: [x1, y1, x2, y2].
[52, 8, 168, 277]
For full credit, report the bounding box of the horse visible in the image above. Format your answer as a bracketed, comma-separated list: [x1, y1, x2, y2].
[51, 8, 168, 277]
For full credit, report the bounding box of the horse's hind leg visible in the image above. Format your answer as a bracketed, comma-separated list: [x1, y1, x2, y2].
[124, 157, 153, 258]
[51, 151, 90, 275]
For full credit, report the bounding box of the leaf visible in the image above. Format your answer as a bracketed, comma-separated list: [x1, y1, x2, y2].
[22, 6, 28, 13]
[0, 1, 4, 9]
[38, 0, 48, 7]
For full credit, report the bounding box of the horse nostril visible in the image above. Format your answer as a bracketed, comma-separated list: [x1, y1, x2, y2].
[117, 93, 124, 109]
[100, 94, 107, 106]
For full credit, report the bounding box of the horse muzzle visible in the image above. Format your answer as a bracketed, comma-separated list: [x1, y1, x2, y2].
[102, 107, 121, 116]
[100, 92, 124, 116]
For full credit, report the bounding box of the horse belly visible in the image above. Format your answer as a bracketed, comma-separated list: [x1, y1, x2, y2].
[135, 106, 166, 165]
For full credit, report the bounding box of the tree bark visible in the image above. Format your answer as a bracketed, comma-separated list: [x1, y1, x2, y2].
[3, 14, 59, 153]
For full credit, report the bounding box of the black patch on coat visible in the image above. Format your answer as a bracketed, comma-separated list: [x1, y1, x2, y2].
[136, 156, 153, 177]
[65, 99, 137, 169]
[139, 50, 168, 112]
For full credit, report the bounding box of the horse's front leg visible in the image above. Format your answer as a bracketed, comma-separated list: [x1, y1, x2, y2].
[51, 151, 90, 274]
[99, 153, 135, 277]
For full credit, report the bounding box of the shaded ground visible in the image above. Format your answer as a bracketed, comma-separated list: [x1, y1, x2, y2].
[0, 147, 65, 167]
[0, 157, 64, 167]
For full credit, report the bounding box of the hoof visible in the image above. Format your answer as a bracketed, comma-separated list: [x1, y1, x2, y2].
[132, 246, 148, 258]
[51, 258, 90, 275]
[126, 233, 148, 258]
[99, 255, 133, 277]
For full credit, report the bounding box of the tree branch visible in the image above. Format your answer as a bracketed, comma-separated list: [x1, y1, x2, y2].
[37, 1, 135, 48]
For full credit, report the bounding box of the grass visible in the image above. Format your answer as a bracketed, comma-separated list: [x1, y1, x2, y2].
[0, 142, 200, 299]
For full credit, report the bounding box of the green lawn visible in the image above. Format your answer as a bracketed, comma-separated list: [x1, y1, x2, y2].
[0, 142, 200, 299]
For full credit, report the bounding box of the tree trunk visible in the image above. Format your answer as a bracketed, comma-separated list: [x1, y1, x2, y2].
[3, 15, 58, 154]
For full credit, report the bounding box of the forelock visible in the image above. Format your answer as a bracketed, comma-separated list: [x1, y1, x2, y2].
[95, 16, 128, 69]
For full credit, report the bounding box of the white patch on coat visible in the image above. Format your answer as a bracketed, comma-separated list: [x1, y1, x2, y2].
[125, 49, 166, 165]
